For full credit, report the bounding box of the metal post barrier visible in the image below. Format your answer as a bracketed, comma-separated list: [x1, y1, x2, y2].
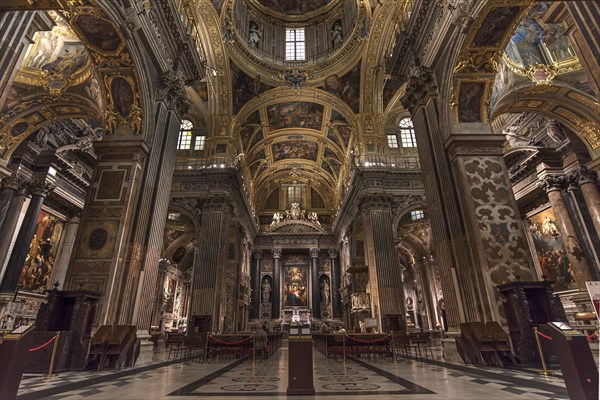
[252, 332, 256, 364]
[342, 333, 346, 364]
[203, 334, 209, 364]
[391, 331, 398, 363]
[47, 331, 60, 377]
[533, 327, 549, 375]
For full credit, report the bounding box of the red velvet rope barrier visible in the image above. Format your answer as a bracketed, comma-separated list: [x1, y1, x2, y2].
[208, 335, 254, 345]
[28, 335, 56, 352]
[346, 334, 391, 343]
[536, 331, 553, 341]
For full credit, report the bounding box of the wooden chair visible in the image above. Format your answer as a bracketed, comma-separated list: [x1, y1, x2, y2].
[86, 325, 112, 371]
[486, 322, 517, 367]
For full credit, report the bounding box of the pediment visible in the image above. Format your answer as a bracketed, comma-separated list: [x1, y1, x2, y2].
[267, 220, 324, 234]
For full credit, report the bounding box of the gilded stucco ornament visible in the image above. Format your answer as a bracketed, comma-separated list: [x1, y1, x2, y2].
[575, 120, 600, 150]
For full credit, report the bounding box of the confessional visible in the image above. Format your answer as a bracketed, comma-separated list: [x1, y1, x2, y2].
[497, 281, 566, 366]
[26, 289, 99, 372]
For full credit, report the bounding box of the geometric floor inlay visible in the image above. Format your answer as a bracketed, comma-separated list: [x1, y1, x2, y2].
[169, 348, 435, 396]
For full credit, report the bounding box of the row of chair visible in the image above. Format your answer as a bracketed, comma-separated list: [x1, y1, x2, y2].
[456, 322, 516, 367]
[313, 332, 437, 362]
[86, 325, 140, 371]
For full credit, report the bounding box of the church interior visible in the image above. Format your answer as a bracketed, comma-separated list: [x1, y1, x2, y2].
[0, 0, 599, 399]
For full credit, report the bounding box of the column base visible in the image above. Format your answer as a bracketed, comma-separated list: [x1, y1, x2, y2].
[442, 331, 462, 363]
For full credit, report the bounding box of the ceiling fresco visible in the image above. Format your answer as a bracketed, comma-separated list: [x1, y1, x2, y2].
[232, 62, 273, 114]
[255, 0, 330, 15]
[272, 138, 319, 162]
[321, 64, 361, 112]
[267, 102, 324, 131]
[472, 6, 521, 47]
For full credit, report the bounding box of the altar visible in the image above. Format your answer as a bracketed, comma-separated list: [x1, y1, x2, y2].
[282, 308, 312, 324]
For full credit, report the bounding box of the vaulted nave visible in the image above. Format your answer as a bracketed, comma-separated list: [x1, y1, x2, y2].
[1, 0, 599, 399]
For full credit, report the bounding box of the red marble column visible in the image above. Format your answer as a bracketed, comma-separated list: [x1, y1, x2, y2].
[541, 176, 594, 288]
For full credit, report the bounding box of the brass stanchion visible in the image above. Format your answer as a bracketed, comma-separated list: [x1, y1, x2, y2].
[533, 327, 549, 375]
[342, 333, 346, 364]
[391, 331, 398, 363]
[252, 333, 256, 364]
[203, 334, 210, 364]
[47, 331, 60, 377]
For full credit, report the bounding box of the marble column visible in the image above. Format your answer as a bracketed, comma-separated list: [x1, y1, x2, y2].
[413, 261, 435, 331]
[565, 1, 600, 100]
[0, 178, 55, 295]
[0, 176, 19, 228]
[541, 176, 594, 287]
[272, 248, 281, 319]
[188, 198, 233, 333]
[361, 195, 405, 332]
[310, 248, 320, 319]
[250, 250, 262, 319]
[329, 249, 341, 318]
[401, 69, 471, 331]
[575, 167, 600, 241]
[49, 215, 80, 289]
[0, 183, 26, 271]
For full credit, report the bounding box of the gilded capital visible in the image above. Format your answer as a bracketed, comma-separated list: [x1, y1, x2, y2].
[272, 248, 282, 259]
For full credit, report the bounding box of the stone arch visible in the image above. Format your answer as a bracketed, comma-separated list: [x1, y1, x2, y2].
[0, 1, 154, 160]
[492, 85, 600, 156]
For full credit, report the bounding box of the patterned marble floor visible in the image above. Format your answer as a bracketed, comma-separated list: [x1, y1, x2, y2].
[15, 342, 574, 400]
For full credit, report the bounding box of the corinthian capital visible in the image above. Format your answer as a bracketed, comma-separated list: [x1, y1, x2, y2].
[540, 175, 565, 193]
[157, 70, 191, 116]
[309, 248, 320, 259]
[401, 67, 437, 113]
[272, 248, 282, 259]
[576, 166, 598, 185]
[28, 178, 57, 197]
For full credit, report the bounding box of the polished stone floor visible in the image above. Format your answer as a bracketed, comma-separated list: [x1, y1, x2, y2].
[16, 342, 575, 400]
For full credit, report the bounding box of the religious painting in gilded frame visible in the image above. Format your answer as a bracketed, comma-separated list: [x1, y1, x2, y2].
[283, 265, 308, 307]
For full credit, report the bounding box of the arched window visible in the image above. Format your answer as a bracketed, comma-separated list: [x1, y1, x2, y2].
[399, 118, 417, 148]
[177, 119, 193, 150]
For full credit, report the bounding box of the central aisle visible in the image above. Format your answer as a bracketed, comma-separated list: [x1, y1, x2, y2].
[167, 342, 433, 397]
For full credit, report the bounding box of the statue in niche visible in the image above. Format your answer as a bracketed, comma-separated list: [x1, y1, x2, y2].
[331, 19, 343, 48]
[248, 21, 261, 48]
[308, 211, 320, 225]
[261, 278, 271, 303]
[546, 119, 566, 143]
[321, 280, 330, 305]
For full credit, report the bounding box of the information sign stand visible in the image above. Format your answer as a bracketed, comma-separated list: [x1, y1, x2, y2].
[0, 324, 36, 399]
[287, 324, 315, 395]
[545, 322, 598, 400]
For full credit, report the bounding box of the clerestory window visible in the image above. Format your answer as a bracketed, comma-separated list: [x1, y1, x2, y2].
[285, 28, 305, 61]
